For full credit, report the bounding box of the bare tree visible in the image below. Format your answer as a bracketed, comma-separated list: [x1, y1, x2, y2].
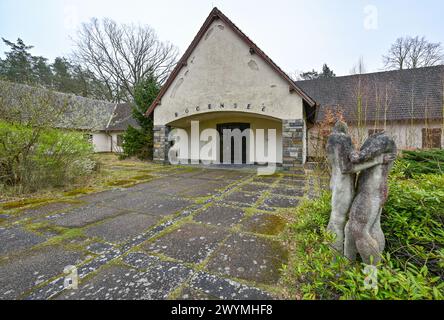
[72, 18, 179, 102]
[383, 36, 443, 70]
[350, 56, 366, 75]
[383, 37, 411, 70]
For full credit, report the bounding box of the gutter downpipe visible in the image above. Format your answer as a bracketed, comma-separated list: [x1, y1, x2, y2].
[106, 103, 118, 153]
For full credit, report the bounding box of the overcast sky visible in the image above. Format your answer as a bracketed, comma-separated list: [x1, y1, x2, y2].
[1, 0, 443, 76]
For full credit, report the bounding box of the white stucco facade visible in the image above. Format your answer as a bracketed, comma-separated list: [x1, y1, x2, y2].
[92, 132, 111, 153]
[92, 132, 124, 153]
[154, 20, 303, 127]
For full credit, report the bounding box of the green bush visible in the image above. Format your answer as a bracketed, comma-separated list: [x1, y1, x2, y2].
[284, 164, 444, 299]
[0, 120, 96, 192]
[121, 75, 159, 160]
[383, 172, 444, 279]
[121, 124, 152, 160]
[396, 149, 444, 177]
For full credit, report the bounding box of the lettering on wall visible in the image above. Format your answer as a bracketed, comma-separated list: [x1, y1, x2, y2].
[173, 103, 269, 118]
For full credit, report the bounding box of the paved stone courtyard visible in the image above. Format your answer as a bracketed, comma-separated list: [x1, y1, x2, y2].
[0, 166, 307, 300]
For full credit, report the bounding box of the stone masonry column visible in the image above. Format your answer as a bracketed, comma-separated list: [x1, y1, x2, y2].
[282, 119, 304, 169]
[153, 125, 170, 164]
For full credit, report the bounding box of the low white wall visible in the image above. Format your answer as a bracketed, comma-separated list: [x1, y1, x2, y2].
[92, 132, 111, 153]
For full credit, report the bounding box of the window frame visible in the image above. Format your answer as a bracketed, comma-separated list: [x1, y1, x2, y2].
[422, 128, 442, 149]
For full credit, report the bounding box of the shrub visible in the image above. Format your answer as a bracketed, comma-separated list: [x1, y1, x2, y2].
[384, 165, 444, 279]
[397, 149, 444, 177]
[0, 120, 95, 192]
[121, 124, 152, 160]
[121, 75, 159, 160]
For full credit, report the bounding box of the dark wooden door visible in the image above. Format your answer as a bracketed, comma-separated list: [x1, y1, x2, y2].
[217, 123, 250, 164]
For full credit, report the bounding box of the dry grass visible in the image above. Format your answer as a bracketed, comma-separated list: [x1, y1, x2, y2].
[0, 153, 169, 211]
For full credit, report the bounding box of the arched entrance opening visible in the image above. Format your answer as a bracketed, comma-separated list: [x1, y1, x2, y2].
[164, 111, 283, 165]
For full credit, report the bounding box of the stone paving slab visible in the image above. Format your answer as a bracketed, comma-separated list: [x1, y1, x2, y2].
[18, 202, 79, 220]
[223, 191, 260, 206]
[85, 213, 162, 244]
[194, 205, 244, 228]
[123, 177, 175, 193]
[193, 170, 251, 181]
[145, 223, 229, 264]
[0, 246, 84, 299]
[261, 195, 300, 209]
[206, 233, 288, 285]
[139, 198, 194, 216]
[49, 204, 124, 227]
[169, 171, 203, 179]
[178, 286, 217, 300]
[189, 271, 273, 300]
[239, 183, 271, 193]
[148, 177, 230, 196]
[58, 262, 193, 300]
[77, 189, 128, 203]
[86, 242, 116, 255]
[121, 252, 161, 270]
[100, 192, 192, 217]
[96, 191, 166, 209]
[179, 180, 231, 198]
[279, 178, 305, 185]
[240, 213, 286, 236]
[271, 186, 305, 197]
[251, 176, 280, 184]
[0, 227, 46, 256]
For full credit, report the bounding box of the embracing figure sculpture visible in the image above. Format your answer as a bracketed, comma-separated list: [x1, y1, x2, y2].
[326, 121, 396, 264]
[344, 132, 397, 264]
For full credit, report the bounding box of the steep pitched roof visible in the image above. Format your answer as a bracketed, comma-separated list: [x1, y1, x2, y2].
[106, 102, 140, 131]
[296, 65, 444, 123]
[0, 80, 116, 131]
[0, 80, 140, 132]
[146, 7, 316, 116]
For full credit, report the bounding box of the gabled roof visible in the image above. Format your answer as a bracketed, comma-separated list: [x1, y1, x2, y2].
[0, 80, 116, 131]
[146, 7, 316, 116]
[296, 65, 444, 123]
[106, 102, 140, 131]
[0, 80, 139, 132]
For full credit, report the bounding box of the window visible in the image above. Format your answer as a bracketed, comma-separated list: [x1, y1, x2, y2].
[368, 128, 384, 136]
[422, 128, 442, 149]
[117, 134, 124, 147]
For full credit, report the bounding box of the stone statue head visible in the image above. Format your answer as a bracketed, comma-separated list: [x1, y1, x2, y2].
[351, 132, 397, 164]
[332, 120, 348, 134]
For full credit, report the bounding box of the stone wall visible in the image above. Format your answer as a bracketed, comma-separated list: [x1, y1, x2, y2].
[153, 125, 170, 163]
[282, 119, 304, 169]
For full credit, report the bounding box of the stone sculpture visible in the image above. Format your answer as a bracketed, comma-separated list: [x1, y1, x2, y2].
[344, 132, 397, 264]
[326, 121, 386, 253]
[326, 121, 396, 264]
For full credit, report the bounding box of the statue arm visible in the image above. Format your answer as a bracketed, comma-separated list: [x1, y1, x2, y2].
[342, 155, 383, 174]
